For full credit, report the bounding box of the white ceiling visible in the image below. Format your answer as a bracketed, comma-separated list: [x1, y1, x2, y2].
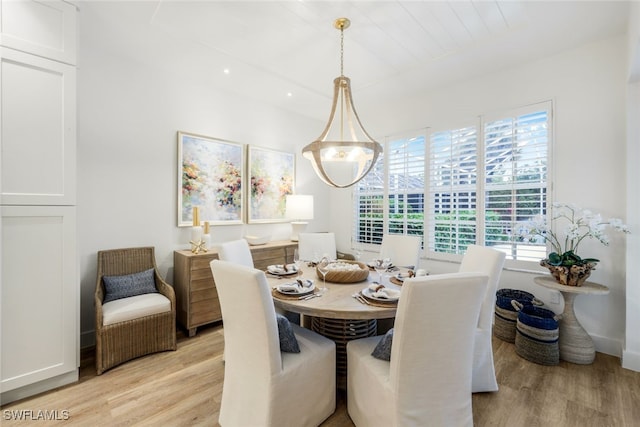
[80, 1, 630, 121]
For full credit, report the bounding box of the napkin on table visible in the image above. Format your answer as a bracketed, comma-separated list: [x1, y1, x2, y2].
[277, 283, 301, 293]
[276, 279, 313, 293]
[268, 264, 297, 274]
[373, 289, 400, 299]
[367, 283, 400, 299]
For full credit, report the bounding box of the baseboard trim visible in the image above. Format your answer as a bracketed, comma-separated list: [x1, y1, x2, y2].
[591, 333, 622, 358]
[622, 348, 640, 372]
[1, 370, 78, 405]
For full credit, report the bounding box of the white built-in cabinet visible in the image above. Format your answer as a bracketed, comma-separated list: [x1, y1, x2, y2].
[0, 0, 78, 404]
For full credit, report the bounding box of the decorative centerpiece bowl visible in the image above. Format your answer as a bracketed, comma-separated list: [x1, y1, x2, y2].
[540, 259, 595, 287]
[244, 235, 271, 246]
[316, 260, 369, 283]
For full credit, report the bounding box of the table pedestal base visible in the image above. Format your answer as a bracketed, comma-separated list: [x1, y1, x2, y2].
[311, 317, 377, 388]
[534, 276, 609, 365]
[559, 292, 596, 364]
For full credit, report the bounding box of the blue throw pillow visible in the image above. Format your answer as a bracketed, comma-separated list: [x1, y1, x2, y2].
[102, 268, 158, 303]
[371, 328, 394, 361]
[276, 313, 300, 353]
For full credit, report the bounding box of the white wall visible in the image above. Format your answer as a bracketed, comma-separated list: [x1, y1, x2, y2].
[332, 36, 630, 357]
[77, 27, 330, 347]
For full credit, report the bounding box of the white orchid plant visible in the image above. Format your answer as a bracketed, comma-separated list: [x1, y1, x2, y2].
[518, 202, 630, 267]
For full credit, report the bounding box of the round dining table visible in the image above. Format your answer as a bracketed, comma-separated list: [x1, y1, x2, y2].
[268, 264, 402, 319]
[266, 263, 403, 387]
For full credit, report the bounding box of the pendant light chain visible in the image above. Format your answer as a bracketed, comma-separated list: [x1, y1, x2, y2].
[340, 26, 344, 77]
[339, 26, 345, 140]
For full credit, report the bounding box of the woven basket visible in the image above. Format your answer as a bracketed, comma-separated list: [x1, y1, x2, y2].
[316, 260, 369, 283]
[494, 305, 519, 343]
[496, 289, 537, 309]
[493, 289, 542, 343]
[514, 302, 560, 366]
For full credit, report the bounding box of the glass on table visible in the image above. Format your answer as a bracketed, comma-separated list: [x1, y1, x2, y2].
[317, 256, 330, 294]
[293, 248, 302, 277]
[372, 258, 392, 284]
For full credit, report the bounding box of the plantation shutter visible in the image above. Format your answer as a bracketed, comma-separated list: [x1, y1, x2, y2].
[387, 135, 426, 239]
[427, 126, 478, 255]
[353, 149, 385, 246]
[352, 101, 551, 267]
[484, 104, 550, 261]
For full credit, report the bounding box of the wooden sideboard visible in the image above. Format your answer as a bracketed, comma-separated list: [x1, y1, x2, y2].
[173, 240, 297, 336]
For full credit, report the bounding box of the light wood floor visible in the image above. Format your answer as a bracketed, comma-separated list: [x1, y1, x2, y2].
[2, 323, 639, 426]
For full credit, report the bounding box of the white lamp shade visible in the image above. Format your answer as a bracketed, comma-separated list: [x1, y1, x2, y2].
[286, 195, 314, 221]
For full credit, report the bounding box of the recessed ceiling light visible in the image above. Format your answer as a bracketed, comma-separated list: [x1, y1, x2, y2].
[287, 92, 293, 97]
[223, 68, 230, 74]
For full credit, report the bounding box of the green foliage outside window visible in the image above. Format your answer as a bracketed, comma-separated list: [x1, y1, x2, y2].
[356, 208, 509, 253]
[433, 210, 508, 253]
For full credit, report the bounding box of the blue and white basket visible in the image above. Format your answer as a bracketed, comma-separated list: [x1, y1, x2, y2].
[513, 301, 561, 366]
[493, 289, 542, 343]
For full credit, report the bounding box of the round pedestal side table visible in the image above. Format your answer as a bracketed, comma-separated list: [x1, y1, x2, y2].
[534, 276, 609, 364]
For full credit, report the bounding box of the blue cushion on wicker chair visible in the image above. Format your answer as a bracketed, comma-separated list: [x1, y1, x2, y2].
[276, 313, 300, 353]
[103, 268, 158, 303]
[371, 328, 394, 361]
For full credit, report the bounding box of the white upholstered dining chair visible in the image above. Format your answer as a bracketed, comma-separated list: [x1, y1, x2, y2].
[380, 234, 422, 269]
[210, 260, 336, 426]
[459, 244, 506, 393]
[298, 232, 337, 261]
[216, 237, 289, 361]
[346, 272, 488, 427]
[217, 239, 254, 267]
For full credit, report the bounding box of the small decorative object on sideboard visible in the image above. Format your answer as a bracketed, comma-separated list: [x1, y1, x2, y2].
[190, 207, 206, 254]
[519, 203, 630, 286]
[201, 221, 211, 251]
[244, 234, 271, 246]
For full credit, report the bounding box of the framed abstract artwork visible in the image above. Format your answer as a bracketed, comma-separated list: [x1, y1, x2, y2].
[247, 146, 295, 223]
[178, 131, 244, 226]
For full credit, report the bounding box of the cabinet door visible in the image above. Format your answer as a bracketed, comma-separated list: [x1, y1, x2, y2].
[0, 0, 77, 65]
[0, 47, 76, 205]
[1, 205, 78, 393]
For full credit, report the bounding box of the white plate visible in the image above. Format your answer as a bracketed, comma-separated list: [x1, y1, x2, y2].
[276, 281, 315, 297]
[395, 273, 406, 282]
[361, 287, 400, 302]
[267, 264, 298, 276]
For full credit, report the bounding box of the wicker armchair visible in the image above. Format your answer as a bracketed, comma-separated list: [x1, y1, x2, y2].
[95, 247, 177, 375]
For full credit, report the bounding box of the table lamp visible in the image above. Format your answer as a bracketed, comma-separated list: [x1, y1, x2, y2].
[286, 195, 314, 241]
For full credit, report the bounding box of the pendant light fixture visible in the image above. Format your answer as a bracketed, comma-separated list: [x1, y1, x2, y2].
[302, 17, 382, 188]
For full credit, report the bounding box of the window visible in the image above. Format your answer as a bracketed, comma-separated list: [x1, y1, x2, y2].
[353, 102, 552, 266]
[427, 126, 478, 255]
[388, 136, 425, 239]
[483, 107, 549, 262]
[353, 134, 425, 248]
[353, 146, 385, 246]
